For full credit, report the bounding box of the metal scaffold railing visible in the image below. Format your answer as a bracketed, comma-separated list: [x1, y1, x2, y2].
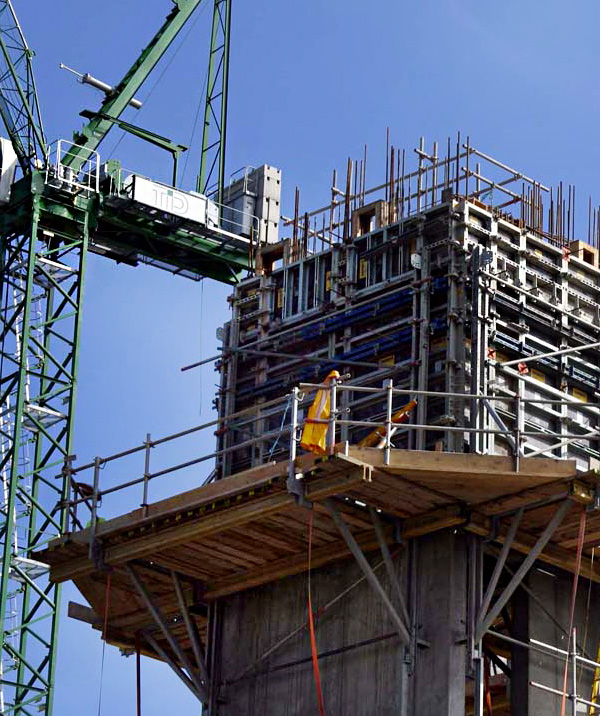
[59, 378, 600, 552]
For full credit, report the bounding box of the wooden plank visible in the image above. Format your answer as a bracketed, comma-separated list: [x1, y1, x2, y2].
[347, 448, 576, 502]
[68, 601, 101, 627]
[348, 447, 576, 479]
[401, 505, 469, 539]
[60, 458, 301, 547]
[202, 527, 390, 600]
[48, 469, 367, 583]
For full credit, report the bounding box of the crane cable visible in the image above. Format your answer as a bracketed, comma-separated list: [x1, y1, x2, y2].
[96, 573, 112, 716]
[307, 512, 326, 716]
[560, 509, 586, 716]
[106, 1, 210, 163]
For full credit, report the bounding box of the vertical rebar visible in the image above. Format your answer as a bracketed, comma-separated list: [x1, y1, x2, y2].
[417, 137, 424, 213]
[385, 127, 390, 205]
[293, 187, 300, 260]
[302, 212, 309, 259]
[329, 169, 336, 242]
[431, 141, 438, 207]
[362, 144, 367, 207]
[343, 158, 352, 242]
[465, 136, 470, 199]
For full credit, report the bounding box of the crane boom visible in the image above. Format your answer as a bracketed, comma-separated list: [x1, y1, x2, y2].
[0, 0, 46, 173]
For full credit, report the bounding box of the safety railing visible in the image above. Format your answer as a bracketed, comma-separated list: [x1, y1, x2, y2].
[492, 627, 598, 714]
[45, 139, 100, 195]
[61, 380, 599, 552]
[62, 390, 311, 550]
[293, 379, 600, 468]
[103, 165, 261, 249]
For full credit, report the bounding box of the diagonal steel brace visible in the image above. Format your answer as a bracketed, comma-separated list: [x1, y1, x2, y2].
[369, 507, 410, 626]
[127, 563, 207, 703]
[171, 571, 211, 693]
[475, 500, 571, 643]
[324, 498, 410, 644]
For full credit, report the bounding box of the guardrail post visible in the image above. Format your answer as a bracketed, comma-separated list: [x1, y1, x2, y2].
[62, 455, 76, 533]
[328, 379, 338, 456]
[287, 388, 303, 498]
[514, 395, 522, 472]
[289, 389, 299, 464]
[88, 457, 101, 560]
[384, 379, 394, 465]
[142, 433, 152, 516]
[572, 626, 577, 716]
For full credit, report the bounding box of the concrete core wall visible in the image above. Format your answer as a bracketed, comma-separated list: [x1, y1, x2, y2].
[212, 530, 469, 716]
[216, 553, 405, 716]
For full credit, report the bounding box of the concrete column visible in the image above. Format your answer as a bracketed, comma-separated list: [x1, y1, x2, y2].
[410, 529, 468, 716]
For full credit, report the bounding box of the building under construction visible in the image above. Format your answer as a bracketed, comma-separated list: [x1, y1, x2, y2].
[38, 137, 600, 715]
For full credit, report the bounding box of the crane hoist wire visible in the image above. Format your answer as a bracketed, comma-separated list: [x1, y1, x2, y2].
[106, 1, 210, 164]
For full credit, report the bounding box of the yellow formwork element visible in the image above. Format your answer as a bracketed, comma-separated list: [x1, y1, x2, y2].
[358, 400, 418, 448]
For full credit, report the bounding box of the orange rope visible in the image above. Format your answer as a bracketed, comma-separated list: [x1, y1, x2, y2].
[136, 632, 142, 716]
[483, 654, 493, 715]
[560, 509, 586, 716]
[308, 512, 326, 716]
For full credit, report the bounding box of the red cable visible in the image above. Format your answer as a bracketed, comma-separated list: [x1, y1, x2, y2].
[560, 508, 586, 716]
[484, 654, 493, 716]
[308, 512, 326, 716]
[136, 633, 142, 716]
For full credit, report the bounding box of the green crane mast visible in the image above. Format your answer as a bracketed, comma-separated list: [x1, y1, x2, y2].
[0, 1, 235, 713]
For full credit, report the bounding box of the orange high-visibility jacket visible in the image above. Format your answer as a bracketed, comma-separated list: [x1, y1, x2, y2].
[300, 370, 340, 455]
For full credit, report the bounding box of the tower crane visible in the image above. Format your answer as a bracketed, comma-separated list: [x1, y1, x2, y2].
[0, 1, 267, 713]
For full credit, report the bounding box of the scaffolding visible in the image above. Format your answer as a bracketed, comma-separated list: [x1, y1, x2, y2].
[33, 138, 600, 715]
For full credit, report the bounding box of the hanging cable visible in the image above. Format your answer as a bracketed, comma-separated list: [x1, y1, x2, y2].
[96, 573, 112, 716]
[560, 509, 586, 716]
[579, 547, 595, 693]
[135, 632, 142, 716]
[106, 3, 210, 161]
[267, 395, 292, 460]
[198, 278, 204, 415]
[181, 68, 209, 187]
[307, 511, 326, 716]
[483, 653, 493, 716]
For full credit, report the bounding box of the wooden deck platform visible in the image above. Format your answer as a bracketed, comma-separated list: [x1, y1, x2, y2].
[37, 447, 599, 662]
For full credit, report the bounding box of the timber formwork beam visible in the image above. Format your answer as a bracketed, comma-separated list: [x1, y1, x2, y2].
[35, 448, 600, 683]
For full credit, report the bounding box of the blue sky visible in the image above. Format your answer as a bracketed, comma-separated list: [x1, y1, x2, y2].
[11, 0, 600, 713]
